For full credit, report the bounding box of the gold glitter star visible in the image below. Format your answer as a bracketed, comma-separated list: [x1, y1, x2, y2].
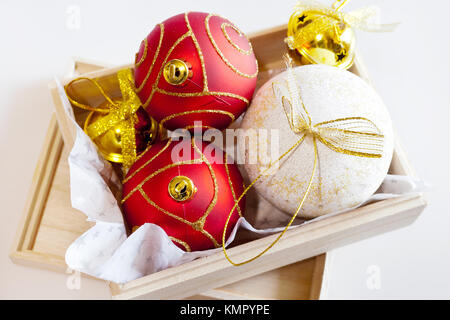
[336, 50, 346, 62]
[297, 14, 307, 23]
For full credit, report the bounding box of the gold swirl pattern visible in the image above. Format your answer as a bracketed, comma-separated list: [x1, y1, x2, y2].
[136, 23, 165, 93]
[135, 12, 251, 123]
[160, 109, 235, 128]
[183, 125, 215, 130]
[141, 31, 191, 108]
[122, 158, 202, 203]
[123, 138, 173, 184]
[205, 13, 258, 78]
[191, 138, 219, 231]
[169, 236, 192, 252]
[122, 138, 241, 249]
[185, 12, 208, 90]
[224, 155, 243, 217]
[221, 23, 252, 55]
[154, 87, 249, 104]
[133, 143, 152, 163]
[135, 38, 148, 67]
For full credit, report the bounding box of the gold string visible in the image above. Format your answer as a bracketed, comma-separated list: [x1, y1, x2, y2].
[64, 68, 142, 169]
[222, 134, 309, 265]
[221, 57, 384, 266]
[332, 0, 349, 11]
[65, 77, 116, 113]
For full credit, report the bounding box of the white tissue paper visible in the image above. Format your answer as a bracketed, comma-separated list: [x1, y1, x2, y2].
[57, 79, 425, 284]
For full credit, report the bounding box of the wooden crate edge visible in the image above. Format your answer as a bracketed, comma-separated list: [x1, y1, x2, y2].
[110, 193, 425, 300]
[10, 115, 64, 264]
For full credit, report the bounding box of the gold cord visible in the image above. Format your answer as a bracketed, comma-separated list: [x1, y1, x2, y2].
[221, 57, 384, 266]
[64, 69, 142, 169]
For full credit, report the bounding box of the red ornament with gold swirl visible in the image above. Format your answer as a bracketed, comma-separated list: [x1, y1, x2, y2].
[121, 138, 245, 252]
[134, 12, 258, 131]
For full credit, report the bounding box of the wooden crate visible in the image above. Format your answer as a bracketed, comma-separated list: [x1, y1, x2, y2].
[12, 24, 426, 300]
[10, 60, 327, 300]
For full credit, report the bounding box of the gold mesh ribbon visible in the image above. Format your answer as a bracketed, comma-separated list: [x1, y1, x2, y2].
[222, 56, 385, 266]
[64, 68, 141, 169]
[285, 0, 399, 50]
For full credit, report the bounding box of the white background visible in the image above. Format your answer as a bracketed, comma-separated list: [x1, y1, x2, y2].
[0, 0, 448, 299]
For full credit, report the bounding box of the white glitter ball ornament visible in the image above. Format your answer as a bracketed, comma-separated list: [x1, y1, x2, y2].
[239, 64, 394, 219]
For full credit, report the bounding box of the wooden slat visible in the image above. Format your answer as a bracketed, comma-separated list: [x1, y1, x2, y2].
[109, 192, 425, 300]
[10, 116, 63, 256]
[200, 256, 322, 300]
[10, 116, 94, 270]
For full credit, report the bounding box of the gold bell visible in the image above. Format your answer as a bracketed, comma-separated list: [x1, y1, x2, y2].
[163, 59, 192, 85]
[168, 176, 197, 202]
[84, 101, 163, 164]
[286, 1, 356, 69]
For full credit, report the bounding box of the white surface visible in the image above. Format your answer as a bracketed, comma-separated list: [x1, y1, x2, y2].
[0, 0, 448, 299]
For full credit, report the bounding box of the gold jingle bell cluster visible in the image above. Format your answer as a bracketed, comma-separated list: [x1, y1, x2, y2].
[64, 68, 164, 169]
[286, 0, 398, 69]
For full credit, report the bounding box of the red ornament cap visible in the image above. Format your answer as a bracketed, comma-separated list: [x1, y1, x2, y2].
[121, 138, 245, 252]
[134, 12, 258, 131]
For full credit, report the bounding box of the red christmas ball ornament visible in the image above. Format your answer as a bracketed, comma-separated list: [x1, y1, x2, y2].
[121, 138, 245, 251]
[134, 12, 258, 131]
[134, 107, 160, 152]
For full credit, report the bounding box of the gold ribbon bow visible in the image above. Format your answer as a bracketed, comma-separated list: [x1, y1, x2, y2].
[285, 0, 399, 50]
[64, 68, 141, 169]
[222, 57, 384, 266]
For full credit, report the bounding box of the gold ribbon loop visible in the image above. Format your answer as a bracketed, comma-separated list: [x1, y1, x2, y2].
[65, 77, 116, 113]
[64, 68, 142, 169]
[222, 57, 384, 266]
[297, 0, 398, 32]
[285, 0, 399, 50]
[314, 117, 384, 158]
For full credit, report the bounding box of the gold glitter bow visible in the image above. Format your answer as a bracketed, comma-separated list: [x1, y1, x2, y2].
[64, 68, 142, 169]
[222, 57, 384, 266]
[285, 0, 399, 50]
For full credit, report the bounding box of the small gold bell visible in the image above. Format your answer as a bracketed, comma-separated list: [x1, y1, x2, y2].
[163, 59, 192, 85]
[84, 101, 163, 164]
[286, 7, 355, 69]
[168, 176, 197, 202]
